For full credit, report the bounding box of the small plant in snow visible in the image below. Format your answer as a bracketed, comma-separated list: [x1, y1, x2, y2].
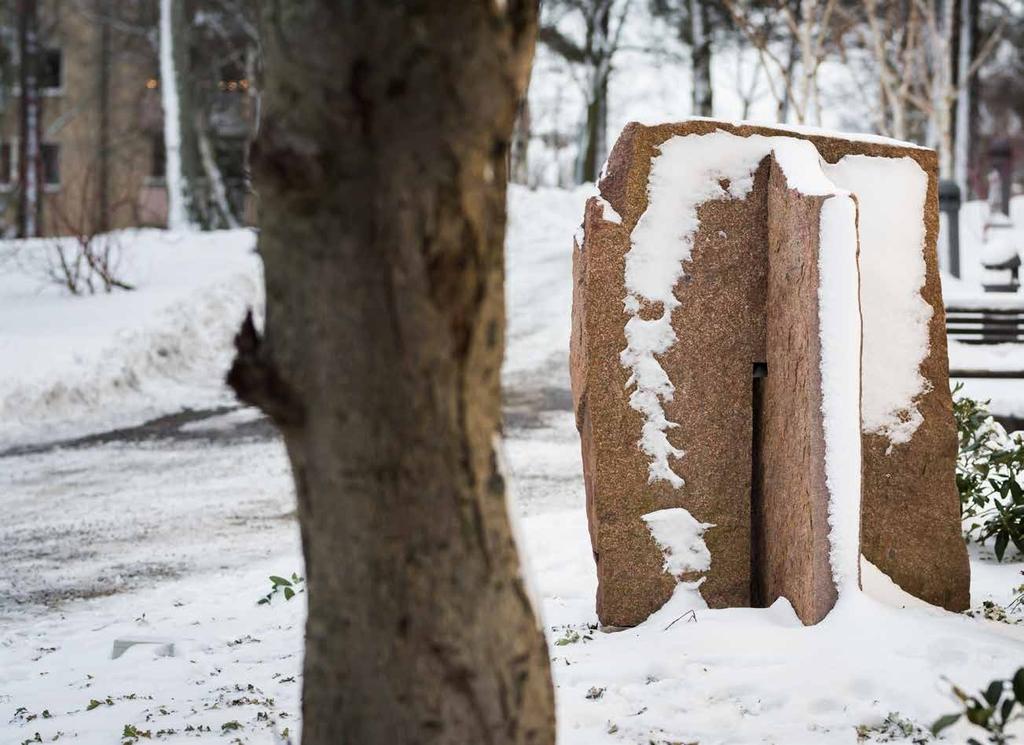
[121, 723, 151, 743]
[10, 708, 51, 723]
[933, 668, 1024, 743]
[258, 574, 304, 605]
[553, 623, 596, 646]
[856, 712, 931, 742]
[86, 696, 114, 711]
[554, 629, 580, 646]
[45, 233, 133, 296]
[954, 387, 1024, 561]
[964, 599, 1024, 625]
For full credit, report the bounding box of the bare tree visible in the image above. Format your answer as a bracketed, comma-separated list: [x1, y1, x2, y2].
[190, 0, 262, 228]
[44, 162, 134, 294]
[730, 39, 765, 118]
[159, 0, 201, 229]
[228, 2, 555, 743]
[690, 0, 714, 115]
[722, 0, 847, 124]
[17, 0, 41, 237]
[849, 0, 1007, 178]
[540, 0, 632, 182]
[649, 0, 721, 116]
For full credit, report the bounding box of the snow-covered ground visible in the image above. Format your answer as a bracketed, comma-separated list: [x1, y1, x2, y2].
[3, 187, 1024, 745]
[0, 229, 261, 449]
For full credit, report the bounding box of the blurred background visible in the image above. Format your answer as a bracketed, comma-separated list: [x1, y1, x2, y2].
[3, 1, 1022, 224]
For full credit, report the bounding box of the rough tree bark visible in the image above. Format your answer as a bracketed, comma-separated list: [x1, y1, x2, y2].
[229, 2, 555, 744]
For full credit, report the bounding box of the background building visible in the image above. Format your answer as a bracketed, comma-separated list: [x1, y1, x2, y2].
[0, 0, 257, 238]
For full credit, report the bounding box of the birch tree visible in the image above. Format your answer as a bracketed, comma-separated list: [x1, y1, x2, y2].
[852, 0, 1006, 179]
[159, 0, 197, 230]
[228, 1, 556, 742]
[17, 0, 40, 237]
[721, 0, 847, 124]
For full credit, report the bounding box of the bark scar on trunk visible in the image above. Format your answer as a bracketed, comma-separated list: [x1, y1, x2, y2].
[227, 311, 306, 428]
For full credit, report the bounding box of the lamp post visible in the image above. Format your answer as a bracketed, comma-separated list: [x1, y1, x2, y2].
[939, 179, 962, 279]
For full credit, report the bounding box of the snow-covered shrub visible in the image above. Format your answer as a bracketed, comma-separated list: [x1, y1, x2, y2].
[955, 385, 1024, 561]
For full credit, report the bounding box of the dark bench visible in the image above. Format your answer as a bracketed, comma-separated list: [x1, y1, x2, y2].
[946, 304, 1024, 378]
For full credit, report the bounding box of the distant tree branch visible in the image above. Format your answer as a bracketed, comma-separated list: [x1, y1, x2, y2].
[538, 24, 587, 63]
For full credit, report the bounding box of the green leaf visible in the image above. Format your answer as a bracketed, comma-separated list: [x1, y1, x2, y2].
[996, 532, 1009, 562]
[1009, 479, 1023, 501]
[1012, 668, 1024, 702]
[965, 704, 992, 726]
[931, 712, 961, 735]
[1001, 695, 1014, 723]
[283, 586, 295, 601]
[983, 680, 1004, 707]
[269, 575, 292, 587]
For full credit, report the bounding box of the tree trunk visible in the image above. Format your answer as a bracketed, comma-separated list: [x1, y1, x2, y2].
[577, 68, 608, 183]
[159, 0, 201, 229]
[689, 0, 713, 116]
[97, 0, 111, 232]
[229, 3, 555, 744]
[952, 0, 974, 197]
[933, 0, 956, 179]
[197, 113, 239, 229]
[777, 29, 798, 123]
[576, 3, 611, 184]
[510, 92, 532, 186]
[17, 0, 40, 237]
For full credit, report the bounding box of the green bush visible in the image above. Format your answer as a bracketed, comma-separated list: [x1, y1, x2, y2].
[954, 385, 1024, 562]
[933, 668, 1024, 743]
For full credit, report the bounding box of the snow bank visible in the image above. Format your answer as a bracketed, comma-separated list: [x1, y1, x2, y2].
[0, 229, 261, 446]
[504, 184, 593, 387]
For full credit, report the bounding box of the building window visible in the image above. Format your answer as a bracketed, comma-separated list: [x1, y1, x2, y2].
[40, 48, 62, 91]
[41, 143, 59, 186]
[0, 143, 11, 186]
